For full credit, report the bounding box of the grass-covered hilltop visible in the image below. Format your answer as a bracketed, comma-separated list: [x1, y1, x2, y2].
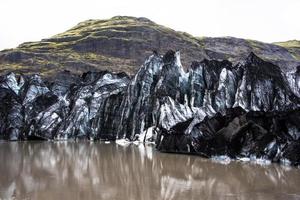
[0, 16, 299, 78]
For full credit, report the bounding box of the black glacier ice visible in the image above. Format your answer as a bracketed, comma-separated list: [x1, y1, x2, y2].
[0, 50, 299, 165]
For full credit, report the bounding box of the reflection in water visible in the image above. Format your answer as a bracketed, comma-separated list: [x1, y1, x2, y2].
[0, 141, 300, 200]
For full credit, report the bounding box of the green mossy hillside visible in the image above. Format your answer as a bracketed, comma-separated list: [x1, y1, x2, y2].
[0, 16, 299, 78]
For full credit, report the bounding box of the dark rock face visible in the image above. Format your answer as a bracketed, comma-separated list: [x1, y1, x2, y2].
[156, 108, 300, 165]
[0, 71, 129, 140]
[188, 53, 298, 113]
[116, 50, 189, 140]
[0, 51, 299, 165]
[286, 65, 300, 98]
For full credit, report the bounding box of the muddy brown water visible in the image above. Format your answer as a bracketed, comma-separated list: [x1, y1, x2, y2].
[0, 141, 300, 200]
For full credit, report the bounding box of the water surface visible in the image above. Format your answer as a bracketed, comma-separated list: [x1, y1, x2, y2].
[0, 141, 300, 200]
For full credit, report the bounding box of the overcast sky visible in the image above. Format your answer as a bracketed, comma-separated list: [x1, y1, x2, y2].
[0, 0, 299, 50]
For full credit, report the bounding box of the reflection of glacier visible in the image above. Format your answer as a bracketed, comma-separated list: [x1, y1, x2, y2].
[0, 142, 300, 200]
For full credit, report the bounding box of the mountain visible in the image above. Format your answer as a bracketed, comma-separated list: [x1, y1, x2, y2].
[0, 16, 299, 165]
[0, 51, 299, 165]
[0, 16, 299, 78]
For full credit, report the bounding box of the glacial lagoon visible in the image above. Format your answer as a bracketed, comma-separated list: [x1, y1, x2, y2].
[0, 141, 300, 200]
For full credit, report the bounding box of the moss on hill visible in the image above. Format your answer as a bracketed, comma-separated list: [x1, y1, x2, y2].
[0, 16, 299, 78]
[274, 40, 300, 60]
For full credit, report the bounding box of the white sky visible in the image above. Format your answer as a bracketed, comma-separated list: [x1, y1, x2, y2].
[0, 0, 300, 50]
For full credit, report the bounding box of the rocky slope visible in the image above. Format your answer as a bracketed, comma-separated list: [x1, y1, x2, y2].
[0, 16, 299, 78]
[274, 40, 300, 62]
[0, 50, 299, 165]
